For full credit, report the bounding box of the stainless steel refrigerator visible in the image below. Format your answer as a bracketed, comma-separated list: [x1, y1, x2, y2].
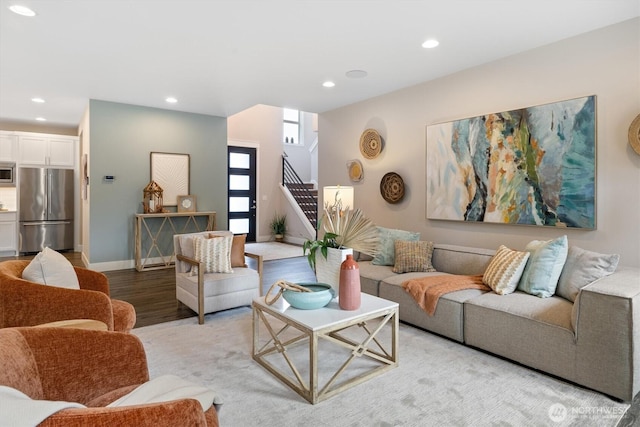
[19, 167, 74, 253]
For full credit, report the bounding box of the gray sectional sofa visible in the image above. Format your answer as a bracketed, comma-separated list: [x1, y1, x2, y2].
[358, 243, 640, 402]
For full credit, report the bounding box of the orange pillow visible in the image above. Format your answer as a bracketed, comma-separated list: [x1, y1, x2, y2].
[230, 234, 247, 268]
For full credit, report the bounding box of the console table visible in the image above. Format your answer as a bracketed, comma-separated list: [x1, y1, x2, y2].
[134, 211, 216, 272]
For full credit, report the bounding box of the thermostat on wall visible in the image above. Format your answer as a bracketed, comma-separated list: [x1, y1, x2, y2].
[103, 175, 115, 182]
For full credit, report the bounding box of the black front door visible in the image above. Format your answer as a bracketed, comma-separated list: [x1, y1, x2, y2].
[227, 146, 257, 241]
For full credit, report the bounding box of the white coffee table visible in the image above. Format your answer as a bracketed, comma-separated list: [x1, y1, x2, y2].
[252, 292, 399, 404]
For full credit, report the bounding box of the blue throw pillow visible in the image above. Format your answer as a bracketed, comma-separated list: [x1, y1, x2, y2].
[371, 227, 420, 266]
[517, 235, 568, 298]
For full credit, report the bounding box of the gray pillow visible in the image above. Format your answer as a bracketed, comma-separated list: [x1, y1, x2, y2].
[556, 246, 620, 302]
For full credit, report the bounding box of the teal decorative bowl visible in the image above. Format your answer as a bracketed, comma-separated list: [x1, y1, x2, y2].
[282, 283, 335, 310]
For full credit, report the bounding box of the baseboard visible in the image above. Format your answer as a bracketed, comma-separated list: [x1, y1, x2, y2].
[284, 236, 306, 246]
[87, 259, 136, 272]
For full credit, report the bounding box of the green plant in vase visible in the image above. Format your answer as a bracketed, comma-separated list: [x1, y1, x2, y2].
[270, 213, 287, 242]
[303, 199, 379, 271]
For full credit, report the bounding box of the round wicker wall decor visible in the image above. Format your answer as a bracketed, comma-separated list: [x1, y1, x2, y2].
[347, 159, 363, 182]
[629, 114, 640, 156]
[380, 172, 405, 204]
[359, 129, 383, 159]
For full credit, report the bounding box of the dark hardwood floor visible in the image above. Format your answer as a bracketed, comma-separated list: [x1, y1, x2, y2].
[0, 251, 316, 328]
[106, 255, 316, 327]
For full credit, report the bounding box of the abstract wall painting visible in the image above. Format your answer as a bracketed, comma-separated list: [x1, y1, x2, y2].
[426, 95, 596, 229]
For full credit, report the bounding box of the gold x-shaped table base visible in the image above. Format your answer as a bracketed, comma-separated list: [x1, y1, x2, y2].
[252, 297, 398, 404]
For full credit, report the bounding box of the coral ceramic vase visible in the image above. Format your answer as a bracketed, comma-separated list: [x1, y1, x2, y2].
[339, 254, 361, 310]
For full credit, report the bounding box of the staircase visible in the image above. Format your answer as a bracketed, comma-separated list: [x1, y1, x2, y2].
[282, 156, 318, 228]
[287, 183, 317, 225]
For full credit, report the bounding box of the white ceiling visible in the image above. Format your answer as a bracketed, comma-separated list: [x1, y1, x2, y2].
[1, 0, 638, 128]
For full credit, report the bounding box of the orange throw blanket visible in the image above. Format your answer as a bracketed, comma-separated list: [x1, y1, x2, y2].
[402, 274, 489, 316]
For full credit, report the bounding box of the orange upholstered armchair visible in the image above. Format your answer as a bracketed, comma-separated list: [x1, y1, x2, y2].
[0, 327, 219, 426]
[0, 260, 136, 332]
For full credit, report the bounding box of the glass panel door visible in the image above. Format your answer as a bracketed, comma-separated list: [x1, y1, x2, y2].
[228, 146, 257, 241]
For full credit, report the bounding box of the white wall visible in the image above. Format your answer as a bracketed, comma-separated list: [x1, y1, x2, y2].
[228, 104, 317, 243]
[319, 18, 640, 267]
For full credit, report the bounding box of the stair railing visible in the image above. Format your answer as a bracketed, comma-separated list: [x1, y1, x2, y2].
[282, 155, 317, 228]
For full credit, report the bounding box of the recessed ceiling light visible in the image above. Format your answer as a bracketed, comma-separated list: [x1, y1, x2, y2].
[422, 39, 439, 49]
[35, 117, 46, 122]
[346, 70, 368, 79]
[9, 5, 36, 17]
[31, 97, 45, 103]
[322, 81, 335, 88]
[165, 97, 178, 103]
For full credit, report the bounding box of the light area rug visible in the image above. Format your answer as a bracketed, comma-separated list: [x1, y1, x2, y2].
[245, 242, 304, 261]
[132, 307, 629, 427]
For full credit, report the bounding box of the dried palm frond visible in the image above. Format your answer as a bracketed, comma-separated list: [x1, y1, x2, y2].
[321, 203, 379, 256]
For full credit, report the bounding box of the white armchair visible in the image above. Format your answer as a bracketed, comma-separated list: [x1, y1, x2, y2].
[174, 231, 263, 324]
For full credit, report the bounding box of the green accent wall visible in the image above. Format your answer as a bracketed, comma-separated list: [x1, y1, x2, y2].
[89, 100, 227, 264]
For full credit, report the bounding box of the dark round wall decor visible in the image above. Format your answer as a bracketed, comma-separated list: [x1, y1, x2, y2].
[380, 172, 405, 204]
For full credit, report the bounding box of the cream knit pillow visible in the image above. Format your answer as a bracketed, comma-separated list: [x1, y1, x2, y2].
[192, 234, 233, 274]
[483, 245, 530, 295]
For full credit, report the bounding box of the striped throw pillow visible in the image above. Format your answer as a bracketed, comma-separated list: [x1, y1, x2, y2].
[483, 245, 530, 295]
[192, 234, 233, 274]
[393, 240, 437, 273]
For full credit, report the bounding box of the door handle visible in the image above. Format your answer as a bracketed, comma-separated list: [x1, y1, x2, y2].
[22, 221, 71, 226]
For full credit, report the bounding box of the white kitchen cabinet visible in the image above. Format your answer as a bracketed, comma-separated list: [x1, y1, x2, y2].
[19, 135, 76, 168]
[0, 212, 17, 255]
[0, 133, 17, 162]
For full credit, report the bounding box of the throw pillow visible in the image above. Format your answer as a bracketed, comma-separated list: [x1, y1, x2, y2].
[393, 240, 437, 274]
[22, 247, 80, 290]
[371, 227, 420, 266]
[192, 234, 233, 274]
[230, 234, 247, 268]
[517, 235, 568, 298]
[483, 245, 530, 295]
[180, 231, 233, 273]
[556, 246, 620, 302]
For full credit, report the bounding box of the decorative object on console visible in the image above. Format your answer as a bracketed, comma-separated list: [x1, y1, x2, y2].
[142, 180, 164, 213]
[347, 159, 363, 182]
[380, 172, 405, 204]
[629, 113, 640, 155]
[339, 254, 361, 310]
[359, 128, 383, 159]
[426, 95, 596, 229]
[177, 195, 196, 212]
[150, 152, 190, 207]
